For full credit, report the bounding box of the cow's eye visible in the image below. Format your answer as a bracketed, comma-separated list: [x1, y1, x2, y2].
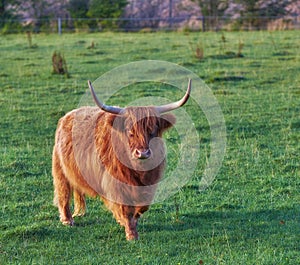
[149, 129, 157, 138]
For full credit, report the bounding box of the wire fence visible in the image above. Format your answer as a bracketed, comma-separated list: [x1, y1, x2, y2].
[1, 15, 300, 34]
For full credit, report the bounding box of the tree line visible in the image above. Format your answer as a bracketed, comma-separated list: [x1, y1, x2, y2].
[0, 0, 299, 33]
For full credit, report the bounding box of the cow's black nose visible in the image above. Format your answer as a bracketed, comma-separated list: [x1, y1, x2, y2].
[134, 149, 151, 159]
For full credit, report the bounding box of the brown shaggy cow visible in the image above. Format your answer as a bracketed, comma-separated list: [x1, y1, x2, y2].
[52, 79, 191, 240]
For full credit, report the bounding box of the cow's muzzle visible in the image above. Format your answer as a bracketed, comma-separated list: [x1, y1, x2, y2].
[134, 148, 151, 160]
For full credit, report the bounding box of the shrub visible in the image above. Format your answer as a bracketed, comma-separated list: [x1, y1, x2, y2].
[52, 51, 69, 77]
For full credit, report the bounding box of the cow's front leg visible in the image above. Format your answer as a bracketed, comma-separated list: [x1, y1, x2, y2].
[119, 206, 139, 240]
[124, 215, 138, 240]
[107, 202, 139, 240]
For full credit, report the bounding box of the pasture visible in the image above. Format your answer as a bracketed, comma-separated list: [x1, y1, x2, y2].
[0, 30, 299, 264]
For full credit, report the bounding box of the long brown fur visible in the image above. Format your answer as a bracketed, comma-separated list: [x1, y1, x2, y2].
[52, 106, 175, 240]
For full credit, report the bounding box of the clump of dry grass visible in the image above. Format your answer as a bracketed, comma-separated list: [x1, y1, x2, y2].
[52, 51, 69, 77]
[237, 40, 244, 57]
[189, 41, 204, 60]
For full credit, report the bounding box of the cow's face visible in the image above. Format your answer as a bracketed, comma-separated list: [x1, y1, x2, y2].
[125, 107, 175, 160]
[111, 107, 175, 169]
[88, 79, 191, 169]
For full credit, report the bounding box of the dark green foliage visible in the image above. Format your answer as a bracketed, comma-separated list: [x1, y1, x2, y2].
[0, 0, 20, 32]
[0, 0, 17, 20]
[68, 0, 90, 30]
[66, 0, 128, 30]
[87, 0, 128, 29]
[87, 0, 128, 18]
[68, 0, 90, 19]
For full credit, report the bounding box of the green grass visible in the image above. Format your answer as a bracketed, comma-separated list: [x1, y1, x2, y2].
[0, 30, 299, 264]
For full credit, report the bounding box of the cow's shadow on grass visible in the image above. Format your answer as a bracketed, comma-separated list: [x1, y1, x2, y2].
[141, 207, 298, 241]
[2, 206, 298, 244]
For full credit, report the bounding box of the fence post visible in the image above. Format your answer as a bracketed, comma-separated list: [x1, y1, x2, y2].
[58, 17, 62, 35]
[202, 16, 205, 32]
[169, 0, 173, 29]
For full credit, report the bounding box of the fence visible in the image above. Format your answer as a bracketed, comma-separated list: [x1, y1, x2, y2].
[1, 15, 300, 34]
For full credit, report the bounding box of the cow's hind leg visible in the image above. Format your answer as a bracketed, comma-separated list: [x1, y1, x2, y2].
[52, 151, 74, 226]
[73, 190, 86, 217]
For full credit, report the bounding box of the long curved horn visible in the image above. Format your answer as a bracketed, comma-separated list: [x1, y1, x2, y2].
[88, 80, 123, 114]
[155, 79, 192, 114]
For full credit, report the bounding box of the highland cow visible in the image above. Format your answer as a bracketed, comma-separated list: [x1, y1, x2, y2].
[52, 79, 191, 240]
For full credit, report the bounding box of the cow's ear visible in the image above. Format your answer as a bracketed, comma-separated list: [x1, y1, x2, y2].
[111, 114, 126, 132]
[159, 113, 176, 132]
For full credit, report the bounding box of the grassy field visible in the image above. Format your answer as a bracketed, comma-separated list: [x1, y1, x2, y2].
[0, 30, 299, 264]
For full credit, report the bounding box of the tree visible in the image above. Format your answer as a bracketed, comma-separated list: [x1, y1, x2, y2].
[257, 0, 292, 17]
[0, 0, 23, 32]
[87, 0, 128, 28]
[0, 0, 7, 18]
[194, 0, 297, 30]
[237, 0, 294, 29]
[195, 0, 229, 30]
[68, 0, 89, 19]
[67, 0, 90, 30]
[0, 0, 19, 21]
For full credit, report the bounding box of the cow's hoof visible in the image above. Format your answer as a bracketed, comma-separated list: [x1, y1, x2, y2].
[72, 211, 85, 218]
[61, 218, 74, 226]
[126, 232, 139, 241]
